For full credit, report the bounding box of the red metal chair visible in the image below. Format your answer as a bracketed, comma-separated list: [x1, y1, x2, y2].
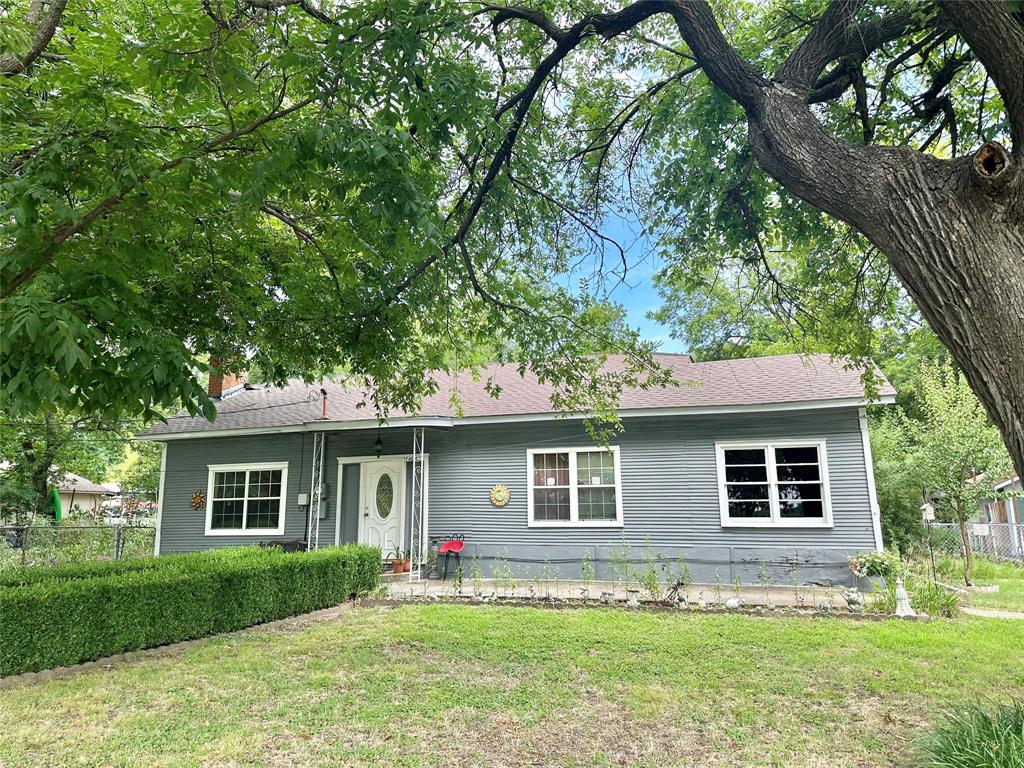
[439, 534, 465, 581]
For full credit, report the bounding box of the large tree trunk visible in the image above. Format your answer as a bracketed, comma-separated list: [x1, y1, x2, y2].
[746, 89, 1024, 479]
[873, 146, 1024, 482]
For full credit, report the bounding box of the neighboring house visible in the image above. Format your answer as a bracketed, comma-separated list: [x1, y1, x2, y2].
[57, 472, 116, 516]
[138, 353, 896, 585]
[978, 475, 1022, 559]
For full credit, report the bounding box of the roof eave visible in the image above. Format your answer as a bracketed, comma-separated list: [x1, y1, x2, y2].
[136, 395, 894, 442]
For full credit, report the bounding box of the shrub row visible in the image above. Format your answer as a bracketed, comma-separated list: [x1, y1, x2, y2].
[0, 545, 380, 677]
[0, 545, 272, 587]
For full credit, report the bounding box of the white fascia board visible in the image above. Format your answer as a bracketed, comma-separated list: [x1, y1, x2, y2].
[136, 396, 893, 441]
[455, 395, 895, 425]
[136, 417, 454, 442]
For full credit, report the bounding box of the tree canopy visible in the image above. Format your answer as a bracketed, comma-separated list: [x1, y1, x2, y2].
[2, 1, 1021, 472]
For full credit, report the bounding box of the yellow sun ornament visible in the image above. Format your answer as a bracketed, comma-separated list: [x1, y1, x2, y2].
[489, 483, 511, 508]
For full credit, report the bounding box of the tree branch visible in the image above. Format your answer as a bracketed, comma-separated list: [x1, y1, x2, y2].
[0, 0, 68, 76]
[778, 1, 920, 97]
[240, 0, 338, 26]
[939, 0, 1024, 156]
[778, 0, 866, 91]
[1, 95, 317, 298]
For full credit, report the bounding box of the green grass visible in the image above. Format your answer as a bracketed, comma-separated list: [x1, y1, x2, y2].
[913, 700, 1024, 768]
[970, 580, 1024, 612]
[0, 605, 1022, 767]
[923, 556, 1024, 613]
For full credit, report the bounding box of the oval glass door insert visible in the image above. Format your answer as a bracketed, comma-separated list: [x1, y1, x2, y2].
[375, 474, 393, 519]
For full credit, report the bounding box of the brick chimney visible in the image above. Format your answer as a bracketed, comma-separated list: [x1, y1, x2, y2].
[207, 358, 245, 399]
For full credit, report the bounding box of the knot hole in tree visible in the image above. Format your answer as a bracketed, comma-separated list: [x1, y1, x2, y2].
[973, 142, 1009, 179]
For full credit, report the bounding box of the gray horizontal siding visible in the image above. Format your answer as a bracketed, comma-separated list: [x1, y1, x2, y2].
[157, 408, 877, 582]
[426, 410, 874, 548]
[160, 433, 318, 553]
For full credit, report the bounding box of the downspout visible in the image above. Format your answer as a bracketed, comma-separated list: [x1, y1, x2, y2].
[859, 408, 885, 552]
[153, 443, 167, 556]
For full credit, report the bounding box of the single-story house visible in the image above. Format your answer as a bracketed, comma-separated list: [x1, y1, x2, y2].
[138, 353, 895, 585]
[56, 472, 117, 516]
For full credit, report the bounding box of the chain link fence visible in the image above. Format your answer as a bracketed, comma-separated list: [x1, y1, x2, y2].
[924, 522, 1024, 563]
[0, 523, 156, 567]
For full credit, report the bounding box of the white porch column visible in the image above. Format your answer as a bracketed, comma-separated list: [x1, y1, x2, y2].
[409, 427, 426, 581]
[306, 431, 326, 550]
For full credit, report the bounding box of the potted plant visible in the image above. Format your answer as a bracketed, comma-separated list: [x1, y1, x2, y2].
[848, 550, 901, 593]
[390, 548, 411, 574]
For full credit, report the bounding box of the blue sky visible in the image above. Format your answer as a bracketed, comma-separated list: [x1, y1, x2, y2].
[562, 211, 689, 354]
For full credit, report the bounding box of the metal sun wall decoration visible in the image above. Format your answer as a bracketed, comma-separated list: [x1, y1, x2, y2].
[489, 483, 511, 508]
[190, 490, 206, 510]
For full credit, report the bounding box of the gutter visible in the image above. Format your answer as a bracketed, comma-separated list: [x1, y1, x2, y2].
[135, 395, 896, 442]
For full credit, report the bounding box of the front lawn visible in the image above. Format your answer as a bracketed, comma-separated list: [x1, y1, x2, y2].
[969, 579, 1024, 612]
[1, 605, 1022, 767]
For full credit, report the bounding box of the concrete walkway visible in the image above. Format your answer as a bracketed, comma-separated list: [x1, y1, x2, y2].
[962, 606, 1024, 619]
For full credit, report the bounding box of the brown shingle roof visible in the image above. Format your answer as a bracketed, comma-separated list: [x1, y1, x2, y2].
[139, 353, 895, 438]
[57, 472, 116, 495]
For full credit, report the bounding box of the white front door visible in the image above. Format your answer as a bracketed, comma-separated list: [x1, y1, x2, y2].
[359, 459, 405, 554]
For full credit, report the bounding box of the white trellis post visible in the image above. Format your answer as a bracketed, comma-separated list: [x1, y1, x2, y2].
[306, 431, 326, 550]
[409, 427, 426, 582]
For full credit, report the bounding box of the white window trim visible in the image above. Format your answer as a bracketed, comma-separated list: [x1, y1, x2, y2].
[526, 446, 624, 528]
[205, 461, 289, 536]
[715, 440, 833, 528]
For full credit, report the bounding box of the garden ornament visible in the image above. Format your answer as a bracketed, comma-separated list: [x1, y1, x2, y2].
[843, 588, 864, 613]
[725, 597, 745, 610]
[894, 579, 917, 617]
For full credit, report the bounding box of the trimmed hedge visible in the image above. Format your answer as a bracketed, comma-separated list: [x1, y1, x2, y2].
[0, 546, 270, 588]
[0, 545, 380, 677]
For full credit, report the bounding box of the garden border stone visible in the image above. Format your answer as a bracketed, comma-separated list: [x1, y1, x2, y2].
[360, 595, 932, 622]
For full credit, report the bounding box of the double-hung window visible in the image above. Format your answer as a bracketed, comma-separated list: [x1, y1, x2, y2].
[716, 442, 831, 527]
[205, 462, 288, 535]
[527, 447, 622, 527]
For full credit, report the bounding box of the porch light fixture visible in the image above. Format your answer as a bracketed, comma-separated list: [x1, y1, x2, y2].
[374, 429, 383, 459]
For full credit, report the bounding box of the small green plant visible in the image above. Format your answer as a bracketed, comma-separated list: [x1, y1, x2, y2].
[732, 574, 742, 599]
[608, 537, 634, 589]
[790, 565, 803, 606]
[493, 548, 515, 596]
[713, 568, 723, 604]
[912, 699, 1024, 767]
[640, 541, 661, 600]
[425, 547, 438, 577]
[823, 584, 835, 610]
[662, 556, 691, 604]
[580, 549, 594, 585]
[452, 566, 463, 594]
[470, 552, 483, 597]
[758, 561, 773, 606]
[540, 555, 553, 598]
[872, 576, 961, 617]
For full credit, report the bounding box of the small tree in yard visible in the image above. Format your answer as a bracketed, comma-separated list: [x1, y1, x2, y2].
[901, 361, 1014, 586]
